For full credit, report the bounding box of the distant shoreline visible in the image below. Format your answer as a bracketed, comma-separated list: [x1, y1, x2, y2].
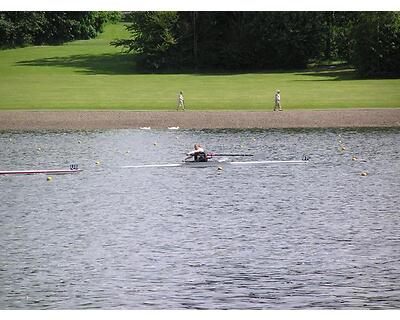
[1, 109, 400, 130]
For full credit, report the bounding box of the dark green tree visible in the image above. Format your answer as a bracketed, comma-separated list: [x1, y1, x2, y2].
[0, 11, 119, 49]
[114, 12, 332, 71]
[0, 12, 45, 47]
[352, 12, 400, 76]
[112, 11, 180, 70]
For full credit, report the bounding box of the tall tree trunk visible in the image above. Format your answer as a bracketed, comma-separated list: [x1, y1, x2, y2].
[192, 11, 198, 70]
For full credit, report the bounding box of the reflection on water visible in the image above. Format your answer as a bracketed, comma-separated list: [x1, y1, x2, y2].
[0, 128, 399, 309]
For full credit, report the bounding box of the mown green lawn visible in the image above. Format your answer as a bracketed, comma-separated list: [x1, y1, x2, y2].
[0, 23, 399, 110]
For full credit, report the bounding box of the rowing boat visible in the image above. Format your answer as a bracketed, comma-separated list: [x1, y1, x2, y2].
[0, 164, 82, 175]
[0, 169, 82, 175]
[122, 159, 309, 169]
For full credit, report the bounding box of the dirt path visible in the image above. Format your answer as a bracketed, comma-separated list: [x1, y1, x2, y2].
[1, 109, 400, 130]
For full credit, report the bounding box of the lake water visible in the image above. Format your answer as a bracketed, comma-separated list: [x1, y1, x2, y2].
[0, 128, 399, 309]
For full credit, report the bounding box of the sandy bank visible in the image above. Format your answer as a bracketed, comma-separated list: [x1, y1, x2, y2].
[1, 109, 400, 130]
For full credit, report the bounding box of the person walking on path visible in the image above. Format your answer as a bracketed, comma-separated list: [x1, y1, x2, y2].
[274, 89, 282, 111]
[177, 91, 185, 111]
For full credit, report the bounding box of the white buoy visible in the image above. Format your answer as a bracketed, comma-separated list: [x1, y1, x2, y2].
[361, 171, 368, 176]
[140, 127, 151, 130]
[95, 161, 101, 165]
[168, 126, 179, 130]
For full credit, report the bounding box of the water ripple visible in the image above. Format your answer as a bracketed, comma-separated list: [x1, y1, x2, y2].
[1, 128, 399, 309]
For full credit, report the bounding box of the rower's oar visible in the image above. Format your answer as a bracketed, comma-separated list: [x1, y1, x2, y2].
[207, 153, 253, 157]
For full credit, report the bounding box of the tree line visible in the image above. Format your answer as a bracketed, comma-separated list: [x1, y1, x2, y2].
[1, 11, 399, 77]
[0, 12, 120, 48]
[112, 11, 400, 77]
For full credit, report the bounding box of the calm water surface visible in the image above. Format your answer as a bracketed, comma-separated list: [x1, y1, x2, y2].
[0, 128, 399, 309]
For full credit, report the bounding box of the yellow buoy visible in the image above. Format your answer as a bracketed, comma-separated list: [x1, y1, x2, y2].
[95, 161, 100, 165]
[47, 176, 52, 181]
[352, 156, 358, 161]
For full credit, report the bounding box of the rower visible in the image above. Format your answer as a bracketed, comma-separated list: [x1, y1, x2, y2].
[185, 144, 208, 162]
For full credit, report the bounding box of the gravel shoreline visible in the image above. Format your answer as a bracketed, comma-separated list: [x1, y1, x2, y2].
[1, 109, 400, 130]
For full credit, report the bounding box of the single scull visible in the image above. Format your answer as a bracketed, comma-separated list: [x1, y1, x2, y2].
[0, 164, 82, 175]
[122, 159, 309, 169]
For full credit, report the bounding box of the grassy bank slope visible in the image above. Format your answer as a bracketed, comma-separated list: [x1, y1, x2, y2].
[0, 23, 399, 110]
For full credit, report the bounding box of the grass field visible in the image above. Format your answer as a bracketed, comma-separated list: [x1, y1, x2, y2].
[0, 23, 399, 111]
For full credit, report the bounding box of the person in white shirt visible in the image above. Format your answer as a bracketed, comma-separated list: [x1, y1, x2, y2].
[177, 91, 185, 111]
[274, 89, 282, 111]
[185, 144, 207, 162]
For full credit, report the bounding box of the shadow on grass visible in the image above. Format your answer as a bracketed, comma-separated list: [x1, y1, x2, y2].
[16, 54, 400, 80]
[16, 53, 307, 76]
[16, 53, 136, 75]
[294, 64, 359, 81]
[14, 53, 327, 77]
[295, 64, 400, 81]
